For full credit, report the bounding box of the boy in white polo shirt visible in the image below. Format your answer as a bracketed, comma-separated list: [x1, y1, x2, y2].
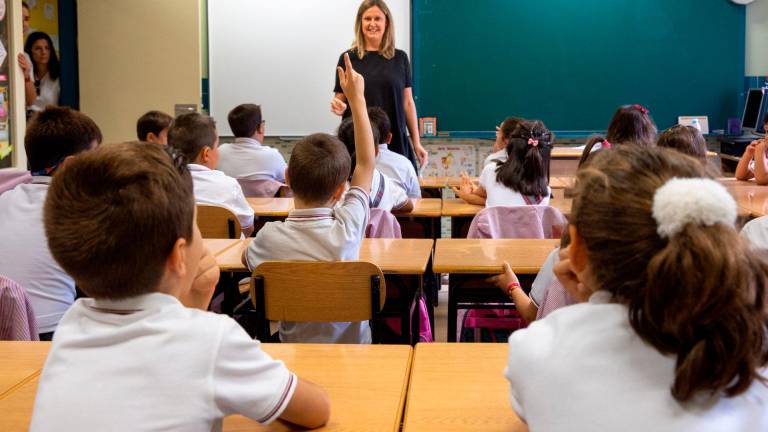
[368, 107, 421, 198]
[244, 54, 376, 343]
[0, 106, 102, 340]
[31, 142, 330, 431]
[217, 103, 287, 184]
[337, 116, 413, 213]
[169, 112, 255, 236]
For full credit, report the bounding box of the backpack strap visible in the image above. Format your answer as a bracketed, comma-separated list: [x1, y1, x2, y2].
[523, 194, 544, 205]
[370, 171, 386, 208]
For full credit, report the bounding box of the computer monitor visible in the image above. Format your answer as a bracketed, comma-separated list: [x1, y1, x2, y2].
[742, 88, 766, 135]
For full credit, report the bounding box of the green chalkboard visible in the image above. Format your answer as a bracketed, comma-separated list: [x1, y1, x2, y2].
[412, 0, 745, 134]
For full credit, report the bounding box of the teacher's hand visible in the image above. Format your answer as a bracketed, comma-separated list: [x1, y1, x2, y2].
[330, 97, 347, 116]
[414, 142, 429, 168]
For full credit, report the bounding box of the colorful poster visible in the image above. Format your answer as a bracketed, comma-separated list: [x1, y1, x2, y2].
[422, 144, 477, 177]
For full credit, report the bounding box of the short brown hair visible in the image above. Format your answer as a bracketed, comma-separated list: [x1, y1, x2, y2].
[227, 104, 263, 138]
[337, 116, 380, 158]
[44, 142, 195, 299]
[168, 112, 217, 163]
[25, 106, 102, 173]
[136, 110, 173, 141]
[287, 133, 350, 204]
[571, 145, 768, 402]
[606, 104, 657, 147]
[368, 107, 390, 144]
[657, 125, 707, 160]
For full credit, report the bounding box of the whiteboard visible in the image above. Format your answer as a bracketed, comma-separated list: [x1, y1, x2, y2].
[208, 0, 411, 137]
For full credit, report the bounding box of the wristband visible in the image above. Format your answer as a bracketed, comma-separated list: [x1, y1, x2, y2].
[506, 282, 521, 297]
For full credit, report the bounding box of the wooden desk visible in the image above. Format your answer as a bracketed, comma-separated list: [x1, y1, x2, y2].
[203, 238, 242, 257]
[433, 238, 559, 341]
[0, 342, 50, 398]
[397, 198, 442, 218]
[403, 343, 525, 432]
[725, 183, 768, 218]
[433, 239, 559, 275]
[0, 343, 412, 432]
[216, 238, 434, 274]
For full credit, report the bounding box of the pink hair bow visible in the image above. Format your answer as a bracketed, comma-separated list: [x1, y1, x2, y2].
[528, 138, 539, 147]
[632, 104, 649, 114]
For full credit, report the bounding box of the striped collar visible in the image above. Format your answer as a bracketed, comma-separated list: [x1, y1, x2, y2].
[85, 292, 180, 314]
[287, 207, 334, 221]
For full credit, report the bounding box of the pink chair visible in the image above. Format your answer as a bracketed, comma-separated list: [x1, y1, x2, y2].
[366, 208, 403, 239]
[467, 205, 567, 239]
[236, 178, 286, 198]
[0, 168, 32, 195]
[535, 278, 576, 319]
[0, 275, 38, 341]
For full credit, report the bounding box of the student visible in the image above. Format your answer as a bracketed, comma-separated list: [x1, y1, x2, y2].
[136, 110, 173, 145]
[31, 142, 330, 430]
[735, 115, 768, 184]
[169, 112, 254, 236]
[369, 107, 421, 198]
[453, 120, 551, 207]
[243, 53, 376, 343]
[0, 106, 101, 340]
[338, 115, 413, 213]
[483, 116, 524, 167]
[506, 146, 768, 431]
[217, 103, 287, 183]
[657, 124, 707, 160]
[578, 104, 657, 164]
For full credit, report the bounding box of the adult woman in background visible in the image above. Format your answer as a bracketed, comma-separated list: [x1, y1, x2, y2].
[19, 31, 59, 113]
[331, 0, 428, 169]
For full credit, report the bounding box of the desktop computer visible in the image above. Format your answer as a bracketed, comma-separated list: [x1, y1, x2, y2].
[720, 88, 767, 161]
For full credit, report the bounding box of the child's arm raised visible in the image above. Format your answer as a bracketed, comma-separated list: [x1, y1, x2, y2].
[337, 53, 374, 193]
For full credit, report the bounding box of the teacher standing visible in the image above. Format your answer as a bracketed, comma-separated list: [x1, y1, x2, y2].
[331, 0, 428, 169]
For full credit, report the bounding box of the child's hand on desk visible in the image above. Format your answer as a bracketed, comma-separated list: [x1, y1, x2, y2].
[337, 53, 365, 103]
[553, 246, 592, 303]
[488, 261, 521, 297]
[182, 246, 220, 310]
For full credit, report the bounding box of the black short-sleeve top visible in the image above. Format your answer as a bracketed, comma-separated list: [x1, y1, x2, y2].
[334, 48, 415, 166]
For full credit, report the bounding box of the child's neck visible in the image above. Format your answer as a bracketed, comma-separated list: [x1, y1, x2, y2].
[293, 196, 337, 210]
[193, 158, 216, 170]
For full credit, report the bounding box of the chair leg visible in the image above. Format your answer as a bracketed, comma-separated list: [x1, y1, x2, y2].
[370, 275, 382, 343]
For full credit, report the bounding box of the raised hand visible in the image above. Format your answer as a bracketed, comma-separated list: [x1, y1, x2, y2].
[337, 53, 365, 103]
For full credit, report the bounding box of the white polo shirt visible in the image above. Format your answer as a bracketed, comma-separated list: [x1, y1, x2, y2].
[28, 72, 60, 112]
[478, 163, 551, 208]
[0, 177, 75, 333]
[245, 187, 370, 343]
[217, 138, 287, 183]
[30, 293, 296, 432]
[741, 216, 768, 249]
[369, 169, 410, 212]
[529, 247, 559, 307]
[483, 148, 508, 167]
[505, 291, 768, 432]
[188, 164, 254, 230]
[376, 144, 421, 198]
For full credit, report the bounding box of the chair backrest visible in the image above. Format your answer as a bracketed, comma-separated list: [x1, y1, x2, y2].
[0, 168, 32, 195]
[366, 208, 403, 238]
[237, 178, 285, 198]
[535, 278, 576, 319]
[467, 205, 567, 239]
[0, 275, 38, 341]
[196, 204, 242, 238]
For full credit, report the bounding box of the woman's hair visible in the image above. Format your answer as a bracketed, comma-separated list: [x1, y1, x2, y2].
[494, 120, 552, 197]
[571, 145, 768, 402]
[657, 125, 707, 160]
[352, 0, 396, 59]
[605, 104, 657, 147]
[25, 31, 60, 81]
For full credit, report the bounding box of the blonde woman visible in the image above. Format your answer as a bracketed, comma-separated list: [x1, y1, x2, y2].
[331, 0, 428, 170]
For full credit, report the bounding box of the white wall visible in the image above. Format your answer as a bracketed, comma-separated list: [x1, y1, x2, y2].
[747, 0, 768, 76]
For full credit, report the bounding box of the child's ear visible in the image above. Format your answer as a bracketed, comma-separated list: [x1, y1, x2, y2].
[166, 237, 188, 279]
[568, 225, 589, 274]
[147, 132, 158, 143]
[332, 182, 346, 201]
[284, 168, 290, 187]
[257, 122, 265, 136]
[199, 146, 211, 163]
[385, 132, 393, 144]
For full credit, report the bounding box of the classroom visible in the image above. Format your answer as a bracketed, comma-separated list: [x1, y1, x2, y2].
[1, 0, 768, 430]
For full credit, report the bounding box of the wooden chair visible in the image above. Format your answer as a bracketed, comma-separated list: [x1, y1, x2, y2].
[250, 261, 386, 343]
[196, 204, 242, 239]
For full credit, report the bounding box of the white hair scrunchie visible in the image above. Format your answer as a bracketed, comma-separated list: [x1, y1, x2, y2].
[652, 178, 737, 238]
